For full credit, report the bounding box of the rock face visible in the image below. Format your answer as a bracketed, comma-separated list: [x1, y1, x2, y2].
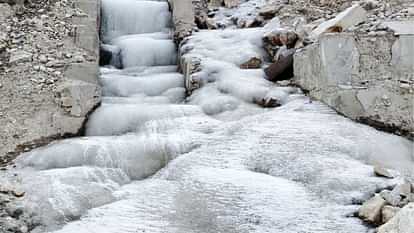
[0, 0, 101, 166]
[378, 203, 414, 233]
[294, 29, 414, 138]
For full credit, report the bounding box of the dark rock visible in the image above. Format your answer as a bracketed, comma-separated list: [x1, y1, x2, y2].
[264, 48, 295, 82]
[99, 44, 122, 68]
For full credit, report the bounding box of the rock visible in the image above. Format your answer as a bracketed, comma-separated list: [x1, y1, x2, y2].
[311, 4, 367, 38]
[8, 50, 33, 65]
[38, 55, 48, 64]
[361, 0, 379, 11]
[99, 44, 122, 68]
[258, 5, 283, 19]
[378, 203, 414, 233]
[407, 7, 414, 16]
[6, 204, 24, 218]
[380, 190, 402, 207]
[382, 21, 414, 35]
[0, 4, 12, 22]
[56, 80, 101, 117]
[382, 205, 400, 223]
[240, 57, 262, 69]
[206, 17, 218, 29]
[374, 165, 395, 178]
[358, 195, 387, 224]
[395, 181, 412, 198]
[264, 47, 295, 82]
[223, 0, 239, 8]
[11, 189, 25, 198]
[263, 29, 299, 48]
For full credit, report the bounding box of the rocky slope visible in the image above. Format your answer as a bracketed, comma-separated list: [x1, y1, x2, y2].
[0, 0, 100, 167]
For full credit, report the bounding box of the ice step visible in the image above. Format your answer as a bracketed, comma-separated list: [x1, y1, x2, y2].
[113, 36, 177, 67]
[16, 134, 196, 180]
[86, 104, 205, 136]
[101, 0, 172, 43]
[100, 73, 184, 97]
[102, 87, 186, 104]
[100, 65, 178, 77]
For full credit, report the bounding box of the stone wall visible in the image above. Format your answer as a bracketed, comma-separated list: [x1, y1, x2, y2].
[169, 0, 195, 44]
[0, 0, 101, 166]
[294, 28, 413, 138]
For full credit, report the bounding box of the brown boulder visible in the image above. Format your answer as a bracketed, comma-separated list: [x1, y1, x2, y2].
[264, 48, 295, 82]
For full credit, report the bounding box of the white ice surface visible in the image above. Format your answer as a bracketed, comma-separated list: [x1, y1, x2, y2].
[114, 36, 177, 67]
[101, 0, 171, 42]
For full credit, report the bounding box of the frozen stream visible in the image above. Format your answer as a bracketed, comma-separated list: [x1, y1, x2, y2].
[2, 0, 414, 232]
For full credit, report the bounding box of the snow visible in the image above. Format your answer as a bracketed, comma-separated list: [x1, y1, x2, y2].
[3, 1, 414, 232]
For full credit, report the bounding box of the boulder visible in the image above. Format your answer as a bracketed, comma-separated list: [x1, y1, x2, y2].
[264, 47, 295, 82]
[358, 195, 387, 224]
[310, 4, 367, 38]
[378, 203, 414, 233]
[382, 205, 400, 224]
[258, 4, 283, 19]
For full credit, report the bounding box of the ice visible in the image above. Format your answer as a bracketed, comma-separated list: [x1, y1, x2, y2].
[101, 0, 171, 42]
[100, 73, 183, 97]
[15, 134, 197, 180]
[114, 36, 177, 67]
[181, 28, 267, 66]
[85, 104, 205, 136]
[15, 167, 130, 230]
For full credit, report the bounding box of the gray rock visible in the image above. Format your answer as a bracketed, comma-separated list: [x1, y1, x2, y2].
[6, 203, 24, 218]
[9, 50, 33, 65]
[380, 190, 402, 207]
[374, 165, 395, 178]
[382, 205, 400, 223]
[395, 181, 412, 197]
[358, 195, 387, 224]
[378, 203, 414, 233]
[0, 4, 12, 22]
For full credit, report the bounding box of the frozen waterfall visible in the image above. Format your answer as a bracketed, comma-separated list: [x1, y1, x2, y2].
[2, 0, 413, 233]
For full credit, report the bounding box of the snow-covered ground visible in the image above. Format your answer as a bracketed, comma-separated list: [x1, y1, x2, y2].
[2, 0, 413, 232]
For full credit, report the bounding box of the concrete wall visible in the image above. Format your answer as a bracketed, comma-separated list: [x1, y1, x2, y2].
[294, 30, 413, 138]
[0, 0, 101, 165]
